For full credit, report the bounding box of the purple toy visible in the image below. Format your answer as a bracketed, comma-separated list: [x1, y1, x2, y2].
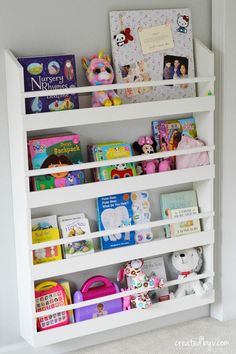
[73, 276, 123, 322]
[82, 50, 122, 107]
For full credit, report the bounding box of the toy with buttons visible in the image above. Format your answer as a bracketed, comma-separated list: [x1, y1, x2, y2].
[117, 259, 164, 309]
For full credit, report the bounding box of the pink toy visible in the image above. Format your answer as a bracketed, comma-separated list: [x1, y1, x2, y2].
[132, 136, 159, 175]
[176, 135, 209, 169]
[82, 50, 122, 107]
[117, 259, 164, 309]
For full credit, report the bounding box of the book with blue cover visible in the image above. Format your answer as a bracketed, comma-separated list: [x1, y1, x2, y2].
[18, 55, 79, 114]
[97, 191, 152, 250]
[160, 190, 201, 238]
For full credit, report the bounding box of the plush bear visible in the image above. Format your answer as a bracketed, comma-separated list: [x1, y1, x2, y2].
[171, 247, 212, 298]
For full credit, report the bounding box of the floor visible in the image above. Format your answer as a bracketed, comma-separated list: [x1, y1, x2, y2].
[69, 318, 236, 354]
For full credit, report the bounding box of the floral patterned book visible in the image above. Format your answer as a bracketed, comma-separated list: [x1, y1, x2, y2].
[110, 9, 195, 103]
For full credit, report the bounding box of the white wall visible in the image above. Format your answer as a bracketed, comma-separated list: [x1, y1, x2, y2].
[211, 0, 236, 321]
[0, 0, 212, 352]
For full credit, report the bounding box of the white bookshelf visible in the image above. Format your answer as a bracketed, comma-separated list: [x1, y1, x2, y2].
[5, 39, 215, 347]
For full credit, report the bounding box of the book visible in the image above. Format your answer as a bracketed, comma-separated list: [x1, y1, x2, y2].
[18, 55, 78, 114]
[110, 9, 195, 104]
[28, 133, 85, 191]
[32, 215, 62, 264]
[59, 216, 94, 258]
[58, 213, 85, 228]
[152, 117, 197, 169]
[160, 190, 201, 238]
[97, 191, 152, 250]
[88, 142, 136, 181]
[142, 256, 169, 302]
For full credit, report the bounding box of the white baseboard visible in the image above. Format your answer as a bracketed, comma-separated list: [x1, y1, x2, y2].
[0, 306, 209, 354]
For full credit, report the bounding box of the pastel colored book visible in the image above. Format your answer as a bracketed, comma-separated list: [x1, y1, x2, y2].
[60, 217, 94, 258]
[31, 215, 62, 265]
[28, 134, 85, 191]
[88, 142, 136, 181]
[160, 190, 201, 238]
[152, 117, 197, 169]
[97, 191, 152, 250]
[58, 213, 85, 229]
[110, 9, 195, 104]
[18, 55, 78, 114]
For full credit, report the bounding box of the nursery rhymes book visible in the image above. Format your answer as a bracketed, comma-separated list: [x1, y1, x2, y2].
[28, 133, 85, 191]
[32, 215, 62, 265]
[97, 191, 152, 250]
[18, 55, 78, 114]
[88, 142, 136, 181]
[152, 117, 197, 168]
[110, 9, 195, 104]
[160, 190, 201, 238]
[60, 217, 94, 259]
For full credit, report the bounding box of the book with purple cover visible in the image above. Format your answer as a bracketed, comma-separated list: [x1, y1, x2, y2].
[18, 55, 78, 114]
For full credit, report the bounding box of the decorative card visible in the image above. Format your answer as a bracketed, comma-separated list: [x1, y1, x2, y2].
[110, 9, 195, 103]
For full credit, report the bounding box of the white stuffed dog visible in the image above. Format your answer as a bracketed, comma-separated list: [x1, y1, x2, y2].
[171, 247, 212, 298]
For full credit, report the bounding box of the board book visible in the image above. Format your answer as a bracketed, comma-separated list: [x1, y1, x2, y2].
[88, 142, 136, 181]
[152, 117, 197, 169]
[110, 9, 195, 104]
[59, 216, 94, 258]
[97, 191, 152, 250]
[160, 190, 201, 238]
[31, 215, 62, 264]
[18, 54, 78, 114]
[28, 133, 85, 191]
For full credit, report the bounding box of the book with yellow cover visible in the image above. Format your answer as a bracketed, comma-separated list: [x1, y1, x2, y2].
[32, 215, 62, 264]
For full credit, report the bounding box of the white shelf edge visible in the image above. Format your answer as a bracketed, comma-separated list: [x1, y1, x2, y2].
[31, 230, 214, 280]
[24, 96, 215, 131]
[32, 291, 215, 347]
[28, 165, 215, 208]
[31, 211, 214, 250]
[28, 145, 215, 177]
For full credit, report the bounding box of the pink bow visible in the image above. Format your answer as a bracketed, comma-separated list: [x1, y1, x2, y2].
[138, 136, 153, 146]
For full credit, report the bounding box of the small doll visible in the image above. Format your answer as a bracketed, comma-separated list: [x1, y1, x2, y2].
[82, 50, 122, 107]
[117, 259, 164, 310]
[132, 136, 159, 175]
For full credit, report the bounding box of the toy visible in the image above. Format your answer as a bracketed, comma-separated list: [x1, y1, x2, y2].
[82, 50, 122, 107]
[132, 136, 159, 175]
[171, 247, 212, 298]
[73, 276, 123, 322]
[117, 259, 164, 309]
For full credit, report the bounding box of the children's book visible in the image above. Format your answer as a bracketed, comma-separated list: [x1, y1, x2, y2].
[60, 216, 94, 258]
[28, 133, 85, 191]
[58, 213, 85, 228]
[88, 142, 136, 181]
[160, 190, 201, 238]
[142, 256, 169, 302]
[152, 117, 197, 169]
[32, 215, 62, 264]
[97, 191, 152, 250]
[110, 9, 195, 104]
[18, 55, 78, 114]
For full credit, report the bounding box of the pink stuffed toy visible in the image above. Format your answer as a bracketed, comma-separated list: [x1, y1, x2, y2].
[133, 136, 159, 175]
[82, 50, 122, 107]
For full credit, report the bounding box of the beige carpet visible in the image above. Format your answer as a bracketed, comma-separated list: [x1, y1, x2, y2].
[69, 318, 236, 354]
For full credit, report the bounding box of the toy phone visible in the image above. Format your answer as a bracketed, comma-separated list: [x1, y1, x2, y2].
[35, 281, 70, 331]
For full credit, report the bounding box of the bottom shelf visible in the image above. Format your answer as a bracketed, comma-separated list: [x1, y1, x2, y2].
[32, 291, 215, 347]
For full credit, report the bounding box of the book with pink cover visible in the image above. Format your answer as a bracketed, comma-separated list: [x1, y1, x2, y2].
[28, 134, 85, 191]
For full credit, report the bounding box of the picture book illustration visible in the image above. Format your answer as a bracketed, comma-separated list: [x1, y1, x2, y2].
[28, 134, 85, 191]
[60, 217, 94, 258]
[152, 117, 197, 169]
[31, 215, 62, 264]
[97, 191, 152, 250]
[88, 142, 136, 181]
[110, 9, 195, 103]
[160, 190, 201, 238]
[18, 55, 78, 114]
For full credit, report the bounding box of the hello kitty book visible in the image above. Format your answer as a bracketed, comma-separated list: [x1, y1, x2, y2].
[110, 9, 195, 103]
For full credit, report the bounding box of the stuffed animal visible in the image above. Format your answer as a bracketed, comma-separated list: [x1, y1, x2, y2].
[82, 50, 122, 107]
[117, 259, 164, 309]
[171, 247, 212, 298]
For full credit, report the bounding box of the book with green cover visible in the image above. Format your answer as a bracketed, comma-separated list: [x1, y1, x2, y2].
[160, 190, 201, 238]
